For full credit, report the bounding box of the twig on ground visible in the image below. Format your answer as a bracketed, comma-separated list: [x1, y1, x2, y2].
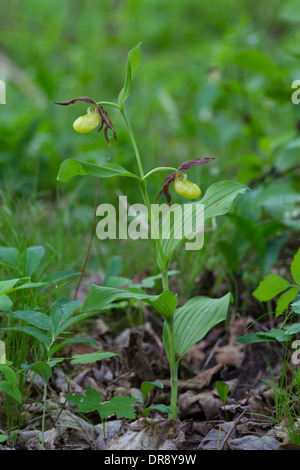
[219, 409, 247, 450]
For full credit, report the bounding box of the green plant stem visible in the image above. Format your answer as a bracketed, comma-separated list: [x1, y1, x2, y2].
[120, 108, 165, 270]
[121, 109, 144, 178]
[166, 317, 178, 420]
[162, 265, 169, 291]
[96, 101, 120, 110]
[119, 105, 178, 417]
[41, 382, 47, 450]
[143, 167, 178, 180]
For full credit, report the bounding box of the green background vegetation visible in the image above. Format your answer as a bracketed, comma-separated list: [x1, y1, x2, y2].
[0, 0, 299, 305]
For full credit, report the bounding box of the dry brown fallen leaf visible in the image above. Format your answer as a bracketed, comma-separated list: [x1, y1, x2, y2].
[107, 418, 176, 450]
[215, 314, 253, 368]
[228, 435, 279, 450]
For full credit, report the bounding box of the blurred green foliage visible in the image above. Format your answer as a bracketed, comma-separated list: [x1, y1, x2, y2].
[0, 0, 299, 303]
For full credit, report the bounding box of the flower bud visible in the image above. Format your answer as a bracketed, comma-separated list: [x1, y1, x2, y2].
[173, 172, 201, 199]
[73, 105, 101, 133]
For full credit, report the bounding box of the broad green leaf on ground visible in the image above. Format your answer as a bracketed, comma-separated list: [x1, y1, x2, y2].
[163, 293, 231, 361]
[236, 328, 292, 345]
[50, 298, 81, 333]
[231, 49, 281, 76]
[118, 42, 142, 109]
[291, 248, 300, 284]
[64, 388, 139, 419]
[253, 274, 290, 302]
[0, 381, 22, 403]
[160, 181, 248, 264]
[64, 386, 102, 413]
[141, 381, 164, 403]
[0, 364, 17, 387]
[21, 361, 52, 384]
[70, 351, 119, 365]
[57, 159, 141, 183]
[82, 285, 178, 321]
[144, 404, 172, 417]
[216, 381, 230, 405]
[235, 333, 271, 345]
[100, 396, 139, 420]
[275, 287, 300, 318]
[11, 310, 55, 333]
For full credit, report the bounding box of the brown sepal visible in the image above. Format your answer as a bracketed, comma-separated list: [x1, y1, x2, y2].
[53, 96, 117, 144]
[156, 157, 215, 205]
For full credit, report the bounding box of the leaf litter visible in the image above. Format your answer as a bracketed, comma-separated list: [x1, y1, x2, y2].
[1, 304, 296, 451]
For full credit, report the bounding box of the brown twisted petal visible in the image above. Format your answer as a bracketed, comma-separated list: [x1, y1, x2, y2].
[52, 96, 97, 106]
[156, 173, 176, 205]
[178, 157, 215, 171]
[98, 106, 117, 144]
[52, 96, 117, 143]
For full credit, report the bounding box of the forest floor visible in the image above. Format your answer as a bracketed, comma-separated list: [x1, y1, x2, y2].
[1, 297, 297, 451]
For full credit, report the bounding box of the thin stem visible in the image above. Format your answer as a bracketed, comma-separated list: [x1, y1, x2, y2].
[96, 101, 120, 110]
[162, 263, 169, 291]
[143, 167, 178, 180]
[74, 178, 102, 300]
[120, 109, 165, 263]
[119, 105, 178, 417]
[41, 382, 47, 450]
[166, 318, 178, 420]
[121, 110, 144, 178]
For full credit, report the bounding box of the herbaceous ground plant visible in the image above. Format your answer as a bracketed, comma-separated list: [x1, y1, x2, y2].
[54, 43, 247, 421]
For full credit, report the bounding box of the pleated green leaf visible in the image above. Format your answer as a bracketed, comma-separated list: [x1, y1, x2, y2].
[82, 285, 178, 321]
[163, 293, 231, 361]
[160, 180, 248, 263]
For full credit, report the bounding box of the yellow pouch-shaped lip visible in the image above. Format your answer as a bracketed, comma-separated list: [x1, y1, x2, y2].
[73, 105, 101, 133]
[173, 172, 201, 199]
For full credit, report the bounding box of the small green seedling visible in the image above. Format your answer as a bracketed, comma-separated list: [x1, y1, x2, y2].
[0, 434, 8, 443]
[236, 247, 300, 346]
[141, 380, 171, 419]
[253, 247, 300, 318]
[64, 386, 139, 440]
[215, 380, 230, 421]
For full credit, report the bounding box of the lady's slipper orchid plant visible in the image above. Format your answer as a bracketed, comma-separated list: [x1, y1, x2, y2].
[54, 44, 247, 421]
